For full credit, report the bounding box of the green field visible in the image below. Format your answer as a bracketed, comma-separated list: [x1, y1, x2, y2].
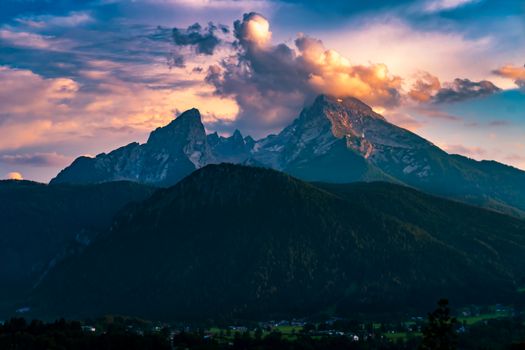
[208, 324, 303, 341]
[204, 306, 517, 345]
[274, 325, 302, 334]
[384, 331, 421, 341]
[459, 314, 505, 325]
[458, 311, 512, 325]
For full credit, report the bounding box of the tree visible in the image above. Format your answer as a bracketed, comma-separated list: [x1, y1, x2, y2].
[302, 323, 316, 333]
[254, 327, 263, 340]
[419, 299, 458, 350]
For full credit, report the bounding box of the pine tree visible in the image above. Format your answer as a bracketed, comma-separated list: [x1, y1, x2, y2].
[419, 299, 458, 350]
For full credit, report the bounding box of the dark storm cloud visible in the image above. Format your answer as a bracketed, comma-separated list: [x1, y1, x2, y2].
[206, 12, 404, 135]
[206, 12, 313, 133]
[433, 78, 501, 104]
[172, 22, 223, 55]
[0, 0, 201, 85]
[0, 18, 186, 89]
[167, 52, 186, 69]
[409, 73, 502, 104]
[0, 152, 70, 167]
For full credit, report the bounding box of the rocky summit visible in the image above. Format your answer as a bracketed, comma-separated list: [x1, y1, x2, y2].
[51, 94, 525, 216]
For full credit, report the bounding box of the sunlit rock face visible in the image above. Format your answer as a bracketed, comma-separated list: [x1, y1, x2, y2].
[52, 94, 525, 217]
[51, 108, 253, 186]
[52, 94, 397, 186]
[52, 109, 214, 186]
[248, 94, 434, 183]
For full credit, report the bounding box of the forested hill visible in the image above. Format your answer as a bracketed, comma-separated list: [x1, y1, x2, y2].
[32, 164, 525, 321]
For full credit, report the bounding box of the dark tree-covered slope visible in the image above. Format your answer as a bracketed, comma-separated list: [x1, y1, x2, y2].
[33, 164, 525, 321]
[0, 180, 155, 304]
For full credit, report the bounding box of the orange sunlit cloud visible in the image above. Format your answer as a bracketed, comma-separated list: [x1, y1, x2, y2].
[493, 64, 525, 88]
[0, 1, 524, 180]
[0, 64, 239, 152]
[6, 172, 23, 180]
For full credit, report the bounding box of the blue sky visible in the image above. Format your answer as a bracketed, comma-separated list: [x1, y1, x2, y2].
[0, 0, 524, 181]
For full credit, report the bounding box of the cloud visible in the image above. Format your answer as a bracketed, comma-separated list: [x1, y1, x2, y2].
[0, 152, 71, 167]
[433, 78, 501, 103]
[505, 154, 525, 162]
[205, 12, 499, 136]
[0, 29, 58, 49]
[422, 0, 479, 13]
[443, 144, 487, 157]
[294, 35, 403, 107]
[323, 18, 497, 86]
[413, 107, 461, 121]
[0, 66, 79, 122]
[167, 52, 186, 68]
[6, 172, 23, 180]
[172, 22, 224, 55]
[492, 64, 525, 89]
[273, 0, 416, 19]
[234, 12, 272, 46]
[383, 110, 425, 131]
[409, 72, 501, 104]
[0, 1, 522, 179]
[15, 11, 93, 28]
[488, 120, 510, 127]
[207, 12, 404, 135]
[462, 120, 511, 128]
[0, 65, 238, 152]
[408, 71, 441, 102]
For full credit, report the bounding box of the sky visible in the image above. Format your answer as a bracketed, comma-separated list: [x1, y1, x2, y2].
[0, 0, 524, 182]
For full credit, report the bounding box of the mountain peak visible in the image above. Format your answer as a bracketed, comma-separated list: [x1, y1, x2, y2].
[146, 108, 205, 147]
[231, 129, 243, 140]
[50, 96, 525, 218]
[177, 107, 201, 122]
[313, 94, 385, 120]
[292, 94, 387, 140]
[157, 108, 203, 132]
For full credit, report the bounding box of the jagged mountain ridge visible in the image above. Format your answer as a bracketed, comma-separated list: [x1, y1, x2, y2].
[52, 109, 214, 186]
[51, 95, 525, 216]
